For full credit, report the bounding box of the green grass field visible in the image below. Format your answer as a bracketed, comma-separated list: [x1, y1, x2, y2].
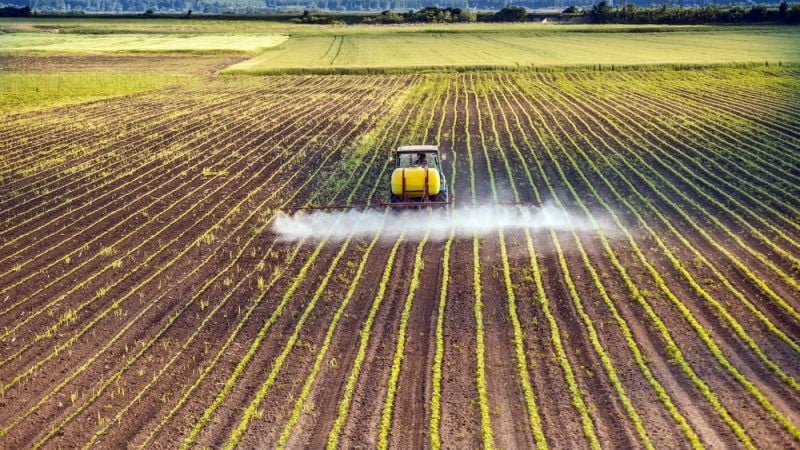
[222, 28, 800, 74]
[0, 32, 287, 54]
[0, 72, 188, 112]
[2, 19, 798, 73]
[2, 18, 799, 111]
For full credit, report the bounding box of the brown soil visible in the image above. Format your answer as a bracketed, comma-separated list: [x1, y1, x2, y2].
[0, 54, 248, 75]
[1, 67, 799, 449]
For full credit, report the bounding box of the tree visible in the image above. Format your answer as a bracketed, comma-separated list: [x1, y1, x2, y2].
[787, 4, 800, 23]
[457, 8, 477, 22]
[778, 1, 788, 17]
[493, 6, 527, 22]
[747, 5, 768, 21]
[590, 0, 613, 23]
[376, 9, 403, 23]
[0, 5, 32, 16]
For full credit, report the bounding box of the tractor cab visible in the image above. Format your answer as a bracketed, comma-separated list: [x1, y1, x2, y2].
[389, 145, 449, 205]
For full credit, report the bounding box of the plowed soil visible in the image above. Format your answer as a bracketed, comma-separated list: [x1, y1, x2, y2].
[1, 66, 798, 449]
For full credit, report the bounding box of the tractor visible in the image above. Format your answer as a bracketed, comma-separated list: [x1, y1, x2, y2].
[387, 145, 449, 207]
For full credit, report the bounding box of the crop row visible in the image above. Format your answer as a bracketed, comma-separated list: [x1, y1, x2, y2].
[508, 71, 798, 445]
[0, 76, 387, 370]
[1, 69, 797, 448]
[0, 75, 412, 444]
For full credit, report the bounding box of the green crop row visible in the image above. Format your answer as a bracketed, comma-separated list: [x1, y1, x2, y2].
[538, 81, 800, 437]
[555, 76, 800, 327]
[477, 79, 549, 449]
[460, 79, 494, 449]
[7, 76, 406, 446]
[478, 72, 602, 449]
[224, 235, 358, 449]
[610, 95, 800, 275]
[223, 76, 426, 447]
[0, 85, 274, 283]
[325, 236, 405, 449]
[513, 72, 798, 445]
[494, 75, 703, 447]
[512, 75, 756, 448]
[429, 75, 457, 450]
[0, 79, 341, 339]
[140, 82, 414, 447]
[486, 73, 658, 449]
[323, 75, 441, 449]
[559, 83, 800, 353]
[275, 228, 385, 449]
[611, 78, 800, 218]
[377, 234, 429, 449]
[0, 76, 378, 378]
[177, 80, 410, 448]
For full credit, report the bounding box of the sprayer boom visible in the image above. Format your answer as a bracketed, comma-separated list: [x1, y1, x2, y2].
[281, 199, 539, 213]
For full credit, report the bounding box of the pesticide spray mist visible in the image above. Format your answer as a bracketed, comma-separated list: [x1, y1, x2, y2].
[272, 203, 611, 242]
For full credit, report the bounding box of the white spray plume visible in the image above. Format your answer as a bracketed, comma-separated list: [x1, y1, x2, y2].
[272, 202, 611, 242]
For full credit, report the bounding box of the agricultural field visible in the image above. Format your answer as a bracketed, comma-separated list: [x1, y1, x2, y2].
[3, 18, 800, 73]
[223, 28, 800, 74]
[0, 32, 287, 54]
[2, 15, 800, 448]
[0, 61, 798, 448]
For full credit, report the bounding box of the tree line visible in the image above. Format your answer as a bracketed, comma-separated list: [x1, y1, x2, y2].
[588, 1, 800, 24]
[2, 0, 799, 24]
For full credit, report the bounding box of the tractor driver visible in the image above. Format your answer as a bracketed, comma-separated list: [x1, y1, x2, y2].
[414, 153, 427, 166]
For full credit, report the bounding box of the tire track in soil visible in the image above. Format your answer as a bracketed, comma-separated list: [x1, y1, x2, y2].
[388, 242, 443, 449]
[477, 233, 537, 449]
[280, 244, 395, 448]
[501, 230, 585, 450]
[438, 237, 482, 448]
[337, 241, 414, 447]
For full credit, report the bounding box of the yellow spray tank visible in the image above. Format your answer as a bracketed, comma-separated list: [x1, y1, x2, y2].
[388, 145, 449, 205]
[391, 167, 441, 198]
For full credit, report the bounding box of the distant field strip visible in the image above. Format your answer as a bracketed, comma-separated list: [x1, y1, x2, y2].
[0, 33, 287, 54]
[223, 29, 800, 74]
[0, 72, 187, 113]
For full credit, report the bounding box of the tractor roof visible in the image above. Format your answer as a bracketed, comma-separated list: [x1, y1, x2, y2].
[396, 145, 439, 154]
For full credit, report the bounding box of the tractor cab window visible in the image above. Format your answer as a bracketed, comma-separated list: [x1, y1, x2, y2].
[397, 153, 415, 168]
[397, 152, 436, 168]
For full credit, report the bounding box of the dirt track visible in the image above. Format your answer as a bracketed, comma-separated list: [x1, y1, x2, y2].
[1, 68, 799, 448]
